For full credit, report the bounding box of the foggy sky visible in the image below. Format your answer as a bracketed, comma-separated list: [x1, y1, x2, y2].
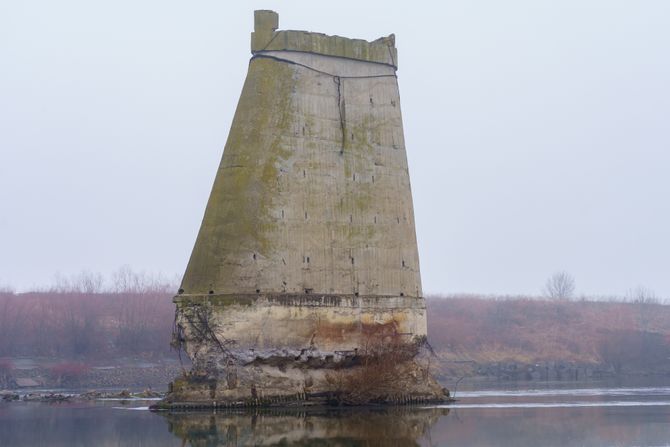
[1, 1, 669, 297]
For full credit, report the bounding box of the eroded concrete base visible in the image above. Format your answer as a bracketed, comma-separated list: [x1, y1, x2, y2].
[162, 360, 448, 409]
[162, 293, 448, 408]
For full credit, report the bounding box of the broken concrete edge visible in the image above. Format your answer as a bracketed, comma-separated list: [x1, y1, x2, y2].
[171, 294, 430, 366]
[175, 337, 431, 371]
[171, 290, 431, 375]
[163, 336, 447, 409]
[251, 10, 397, 68]
[149, 393, 454, 412]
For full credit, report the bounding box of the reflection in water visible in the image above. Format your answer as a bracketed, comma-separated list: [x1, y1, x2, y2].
[427, 405, 670, 447]
[0, 401, 181, 447]
[2, 388, 670, 446]
[164, 407, 448, 447]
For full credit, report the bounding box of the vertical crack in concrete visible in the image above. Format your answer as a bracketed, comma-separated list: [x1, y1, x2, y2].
[334, 76, 346, 153]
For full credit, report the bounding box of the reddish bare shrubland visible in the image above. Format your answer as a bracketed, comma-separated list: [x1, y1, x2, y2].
[427, 295, 670, 371]
[0, 357, 14, 387]
[0, 291, 174, 359]
[48, 362, 91, 386]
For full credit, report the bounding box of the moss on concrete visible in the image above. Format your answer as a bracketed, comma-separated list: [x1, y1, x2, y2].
[180, 57, 294, 295]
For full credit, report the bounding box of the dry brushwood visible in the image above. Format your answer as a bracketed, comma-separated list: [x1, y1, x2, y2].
[326, 333, 421, 405]
[172, 305, 237, 365]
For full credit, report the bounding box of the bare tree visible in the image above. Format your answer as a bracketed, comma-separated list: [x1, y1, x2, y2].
[49, 271, 103, 293]
[51, 272, 72, 293]
[0, 295, 25, 356]
[111, 265, 178, 294]
[0, 358, 14, 388]
[626, 286, 660, 332]
[73, 270, 104, 293]
[111, 265, 141, 293]
[543, 271, 575, 300]
[626, 286, 659, 304]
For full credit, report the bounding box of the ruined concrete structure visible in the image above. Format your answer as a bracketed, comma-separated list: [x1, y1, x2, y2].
[165, 10, 447, 407]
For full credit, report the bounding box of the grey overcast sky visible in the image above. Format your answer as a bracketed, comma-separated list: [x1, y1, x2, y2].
[1, 1, 669, 296]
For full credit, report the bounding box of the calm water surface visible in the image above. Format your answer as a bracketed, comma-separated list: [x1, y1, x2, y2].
[2, 386, 670, 446]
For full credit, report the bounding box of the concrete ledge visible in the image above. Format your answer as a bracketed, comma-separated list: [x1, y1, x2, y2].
[174, 293, 425, 309]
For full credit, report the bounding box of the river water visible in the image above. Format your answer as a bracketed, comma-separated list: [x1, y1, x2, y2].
[1, 386, 670, 446]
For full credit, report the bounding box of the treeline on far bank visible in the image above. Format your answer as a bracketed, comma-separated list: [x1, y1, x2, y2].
[0, 291, 174, 359]
[1, 287, 669, 378]
[0, 267, 177, 359]
[427, 295, 670, 379]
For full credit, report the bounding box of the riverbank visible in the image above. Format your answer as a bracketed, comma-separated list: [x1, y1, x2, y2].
[427, 296, 670, 383]
[0, 389, 164, 403]
[0, 357, 185, 391]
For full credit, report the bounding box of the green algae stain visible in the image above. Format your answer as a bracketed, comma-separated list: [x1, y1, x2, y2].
[181, 58, 296, 294]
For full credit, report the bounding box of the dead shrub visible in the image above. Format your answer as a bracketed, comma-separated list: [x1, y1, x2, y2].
[326, 330, 422, 405]
[0, 358, 14, 388]
[48, 362, 91, 387]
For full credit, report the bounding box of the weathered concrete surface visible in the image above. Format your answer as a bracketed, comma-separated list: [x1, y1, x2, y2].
[251, 10, 397, 67]
[175, 294, 427, 362]
[178, 51, 421, 298]
[166, 10, 447, 407]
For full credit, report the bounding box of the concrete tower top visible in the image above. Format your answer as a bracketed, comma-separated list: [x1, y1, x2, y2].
[179, 9, 421, 299]
[251, 10, 398, 68]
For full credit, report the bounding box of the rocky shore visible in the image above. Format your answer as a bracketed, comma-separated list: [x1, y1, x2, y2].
[0, 389, 165, 403]
[0, 357, 185, 391]
[435, 358, 670, 386]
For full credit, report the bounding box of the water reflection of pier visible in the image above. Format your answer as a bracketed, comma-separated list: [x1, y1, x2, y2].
[163, 407, 449, 446]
